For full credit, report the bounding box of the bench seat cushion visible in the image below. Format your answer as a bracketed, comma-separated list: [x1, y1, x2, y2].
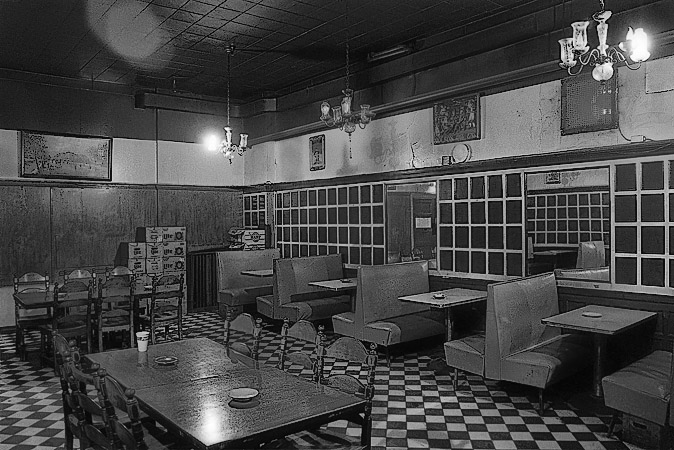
[602, 350, 672, 426]
[279, 295, 351, 323]
[332, 311, 356, 337]
[362, 310, 444, 345]
[444, 334, 485, 376]
[500, 333, 592, 389]
[219, 285, 272, 307]
[256, 295, 274, 319]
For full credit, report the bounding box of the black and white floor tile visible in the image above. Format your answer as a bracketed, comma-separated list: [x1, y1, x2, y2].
[0, 312, 647, 450]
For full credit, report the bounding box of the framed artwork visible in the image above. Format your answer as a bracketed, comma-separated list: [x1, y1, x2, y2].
[20, 131, 112, 181]
[433, 94, 480, 144]
[310, 134, 325, 171]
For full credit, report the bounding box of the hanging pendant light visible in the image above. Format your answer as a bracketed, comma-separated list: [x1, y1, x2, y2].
[558, 0, 650, 82]
[207, 44, 248, 163]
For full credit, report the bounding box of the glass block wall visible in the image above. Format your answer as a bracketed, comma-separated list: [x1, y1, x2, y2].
[243, 193, 267, 228]
[526, 190, 610, 246]
[438, 171, 525, 277]
[613, 158, 670, 288]
[274, 183, 386, 264]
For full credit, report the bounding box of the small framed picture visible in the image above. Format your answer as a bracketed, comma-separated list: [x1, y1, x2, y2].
[433, 94, 480, 144]
[310, 135, 325, 171]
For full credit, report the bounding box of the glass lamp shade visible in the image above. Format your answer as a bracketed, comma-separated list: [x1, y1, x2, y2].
[360, 104, 372, 123]
[592, 62, 614, 81]
[239, 134, 248, 148]
[320, 101, 331, 119]
[559, 38, 577, 68]
[332, 106, 342, 123]
[341, 94, 352, 116]
[627, 27, 650, 62]
[571, 21, 590, 52]
[224, 126, 233, 146]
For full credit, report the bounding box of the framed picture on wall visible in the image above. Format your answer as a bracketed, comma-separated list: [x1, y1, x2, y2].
[310, 134, 325, 171]
[19, 131, 112, 181]
[433, 94, 480, 144]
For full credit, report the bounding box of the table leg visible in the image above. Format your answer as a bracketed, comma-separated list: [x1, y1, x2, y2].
[427, 309, 453, 375]
[592, 334, 607, 398]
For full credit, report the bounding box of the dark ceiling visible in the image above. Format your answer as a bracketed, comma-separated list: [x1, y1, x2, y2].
[0, 0, 557, 103]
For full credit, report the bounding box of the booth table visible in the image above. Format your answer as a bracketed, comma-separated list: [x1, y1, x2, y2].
[542, 305, 657, 398]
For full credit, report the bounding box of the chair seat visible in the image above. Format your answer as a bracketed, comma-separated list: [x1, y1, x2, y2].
[602, 350, 672, 425]
[444, 334, 485, 376]
[16, 314, 52, 326]
[362, 311, 445, 346]
[101, 315, 131, 327]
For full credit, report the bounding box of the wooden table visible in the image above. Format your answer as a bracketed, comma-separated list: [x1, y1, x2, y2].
[87, 338, 367, 450]
[399, 288, 487, 374]
[542, 305, 657, 398]
[240, 269, 273, 277]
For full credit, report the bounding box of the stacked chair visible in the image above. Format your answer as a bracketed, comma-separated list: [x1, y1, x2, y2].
[13, 271, 51, 360]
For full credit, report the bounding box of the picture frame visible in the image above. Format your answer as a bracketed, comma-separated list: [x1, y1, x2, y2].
[309, 134, 325, 171]
[19, 130, 112, 181]
[433, 94, 480, 144]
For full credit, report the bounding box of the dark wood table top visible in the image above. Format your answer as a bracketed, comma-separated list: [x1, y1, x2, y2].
[87, 338, 365, 450]
[86, 338, 238, 389]
[308, 278, 357, 292]
[542, 305, 657, 335]
[135, 365, 365, 449]
[398, 288, 487, 309]
[13, 290, 53, 309]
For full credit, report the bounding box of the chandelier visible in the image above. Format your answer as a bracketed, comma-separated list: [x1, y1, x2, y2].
[209, 44, 248, 163]
[558, 0, 650, 82]
[319, 1, 375, 140]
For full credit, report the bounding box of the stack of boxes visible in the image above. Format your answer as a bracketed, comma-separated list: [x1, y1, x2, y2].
[122, 226, 187, 312]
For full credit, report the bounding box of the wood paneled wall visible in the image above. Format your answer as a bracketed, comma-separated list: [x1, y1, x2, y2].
[0, 182, 242, 285]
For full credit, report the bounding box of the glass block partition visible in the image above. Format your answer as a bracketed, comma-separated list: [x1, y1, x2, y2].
[526, 189, 610, 246]
[613, 158, 671, 289]
[438, 171, 525, 277]
[275, 183, 386, 264]
[243, 193, 267, 228]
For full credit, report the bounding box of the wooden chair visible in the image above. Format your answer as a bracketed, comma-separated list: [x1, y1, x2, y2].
[268, 325, 378, 449]
[96, 275, 134, 351]
[41, 279, 94, 367]
[224, 310, 263, 367]
[53, 333, 85, 450]
[277, 318, 319, 379]
[138, 274, 184, 345]
[13, 271, 51, 360]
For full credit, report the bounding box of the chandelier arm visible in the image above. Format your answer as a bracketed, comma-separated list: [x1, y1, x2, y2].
[567, 63, 585, 76]
[576, 48, 599, 66]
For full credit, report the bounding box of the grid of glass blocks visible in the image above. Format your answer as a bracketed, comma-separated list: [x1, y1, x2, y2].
[613, 159, 671, 289]
[243, 193, 267, 228]
[438, 172, 524, 277]
[526, 190, 610, 246]
[275, 183, 386, 265]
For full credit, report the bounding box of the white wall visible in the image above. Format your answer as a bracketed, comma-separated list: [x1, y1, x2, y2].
[244, 56, 674, 185]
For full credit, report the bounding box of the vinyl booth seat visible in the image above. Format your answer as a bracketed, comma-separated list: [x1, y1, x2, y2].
[444, 334, 486, 388]
[332, 261, 444, 362]
[602, 350, 672, 426]
[485, 272, 592, 413]
[256, 254, 351, 323]
[217, 249, 279, 318]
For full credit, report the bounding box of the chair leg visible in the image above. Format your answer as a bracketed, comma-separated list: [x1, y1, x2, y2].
[385, 347, 391, 368]
[607, 411, 619, 438]
[538, 388, 545, 415]
[453, 368, 459, 391]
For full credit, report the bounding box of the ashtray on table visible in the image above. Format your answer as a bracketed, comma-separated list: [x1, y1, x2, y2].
[228, 388, 259, 402]
[154, 356, 178, 366]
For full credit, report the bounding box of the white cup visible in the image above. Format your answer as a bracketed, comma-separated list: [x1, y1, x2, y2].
[136, 331, 150, 352]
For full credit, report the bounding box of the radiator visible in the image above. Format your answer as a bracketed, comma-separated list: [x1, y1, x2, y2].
[186, 252, 218, 312]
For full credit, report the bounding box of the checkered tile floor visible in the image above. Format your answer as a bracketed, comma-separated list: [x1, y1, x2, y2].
[0, 312, 647, 450]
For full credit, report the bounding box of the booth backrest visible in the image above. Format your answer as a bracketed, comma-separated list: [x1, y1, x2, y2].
[485, 272, 560, 380]
[217, 249, 280, 291]
[554, 266, 610, 282]
[273, 254, 344, 305]
[355, 261, 430, 325]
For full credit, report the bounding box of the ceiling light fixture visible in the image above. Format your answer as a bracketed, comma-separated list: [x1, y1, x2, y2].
[319, 0, 375, 157]
[207, 44, 248, 163]
[367, 44, 412, 63]
[558, 0, 650, 82]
